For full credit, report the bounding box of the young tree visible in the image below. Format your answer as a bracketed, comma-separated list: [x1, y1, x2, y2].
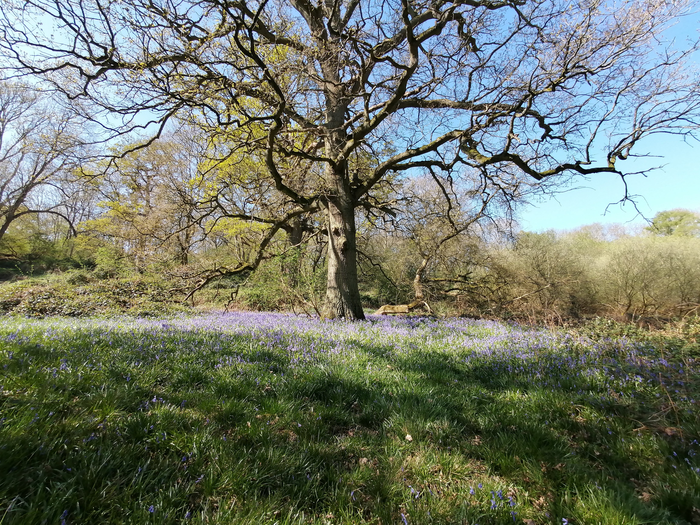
[2, 0, 699, 318]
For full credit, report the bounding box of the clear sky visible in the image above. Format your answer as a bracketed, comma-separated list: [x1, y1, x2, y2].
[517, 8, 700, 233]
[517, 135, 700, 232]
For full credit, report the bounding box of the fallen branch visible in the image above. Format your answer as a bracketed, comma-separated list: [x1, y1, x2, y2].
[374, 298, 433, 316]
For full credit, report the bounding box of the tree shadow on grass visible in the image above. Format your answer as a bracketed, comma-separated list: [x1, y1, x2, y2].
[378, 341, 699, 524]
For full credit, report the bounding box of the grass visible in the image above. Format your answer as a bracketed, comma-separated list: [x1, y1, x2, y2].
[0, 312, 698, 524]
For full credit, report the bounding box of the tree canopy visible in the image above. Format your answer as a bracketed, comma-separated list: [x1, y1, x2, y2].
[2, 0, 699, 318]
[647, 209, 700, 237]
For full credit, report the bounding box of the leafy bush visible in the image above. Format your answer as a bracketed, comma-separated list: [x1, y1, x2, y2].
[65, 270, 92, 285]
[234, 254, 326, 314]
[93, 246, 128, 279]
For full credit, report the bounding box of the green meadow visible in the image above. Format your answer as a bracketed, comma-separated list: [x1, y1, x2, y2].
[0, 313, 698, 524]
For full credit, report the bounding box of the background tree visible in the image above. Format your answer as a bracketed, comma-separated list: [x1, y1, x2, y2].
[86, 127, 209, 270]
[2, 0, 700, 318]
[508, 231, 591, 322]
[364, 172, 514, 313]
[646, 209, 700, 237]
[657, 236, 700, 317]
[0, 83, 86, 254]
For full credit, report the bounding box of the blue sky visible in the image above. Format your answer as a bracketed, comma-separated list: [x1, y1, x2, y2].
[518, 9, 700, 233]
[517, 134, 700, 232]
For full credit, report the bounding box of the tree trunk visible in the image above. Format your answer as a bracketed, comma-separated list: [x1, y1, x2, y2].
[0, 207, 18, 245]
[316, 33, 364, 320]
[177, 239, 189, 265]
[284, 216, 304, 287]
[413, 257, 429, 301]
[177, 222, 192, 266]
[0, 217, 12, 244]
[322, 189, 365, 320]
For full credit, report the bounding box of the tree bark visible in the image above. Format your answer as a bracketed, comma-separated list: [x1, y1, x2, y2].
[322, 172, 365, 320]
[413, 257, 429, 301]
[0, 201, 22, 245]
[283, 216, 304, 287]
[0, 212, 14, 243]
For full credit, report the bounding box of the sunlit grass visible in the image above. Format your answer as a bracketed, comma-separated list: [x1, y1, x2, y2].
[0, 313, 698, 524]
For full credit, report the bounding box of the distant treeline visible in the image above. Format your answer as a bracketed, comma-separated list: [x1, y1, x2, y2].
[361, 223, 700, 324]
[2, 186, 699, 325]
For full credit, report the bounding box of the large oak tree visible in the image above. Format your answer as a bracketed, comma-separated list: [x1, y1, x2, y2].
[2, 0, 699, 318]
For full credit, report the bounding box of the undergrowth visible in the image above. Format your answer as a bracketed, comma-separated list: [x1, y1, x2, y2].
[0, 272, 190, 317]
